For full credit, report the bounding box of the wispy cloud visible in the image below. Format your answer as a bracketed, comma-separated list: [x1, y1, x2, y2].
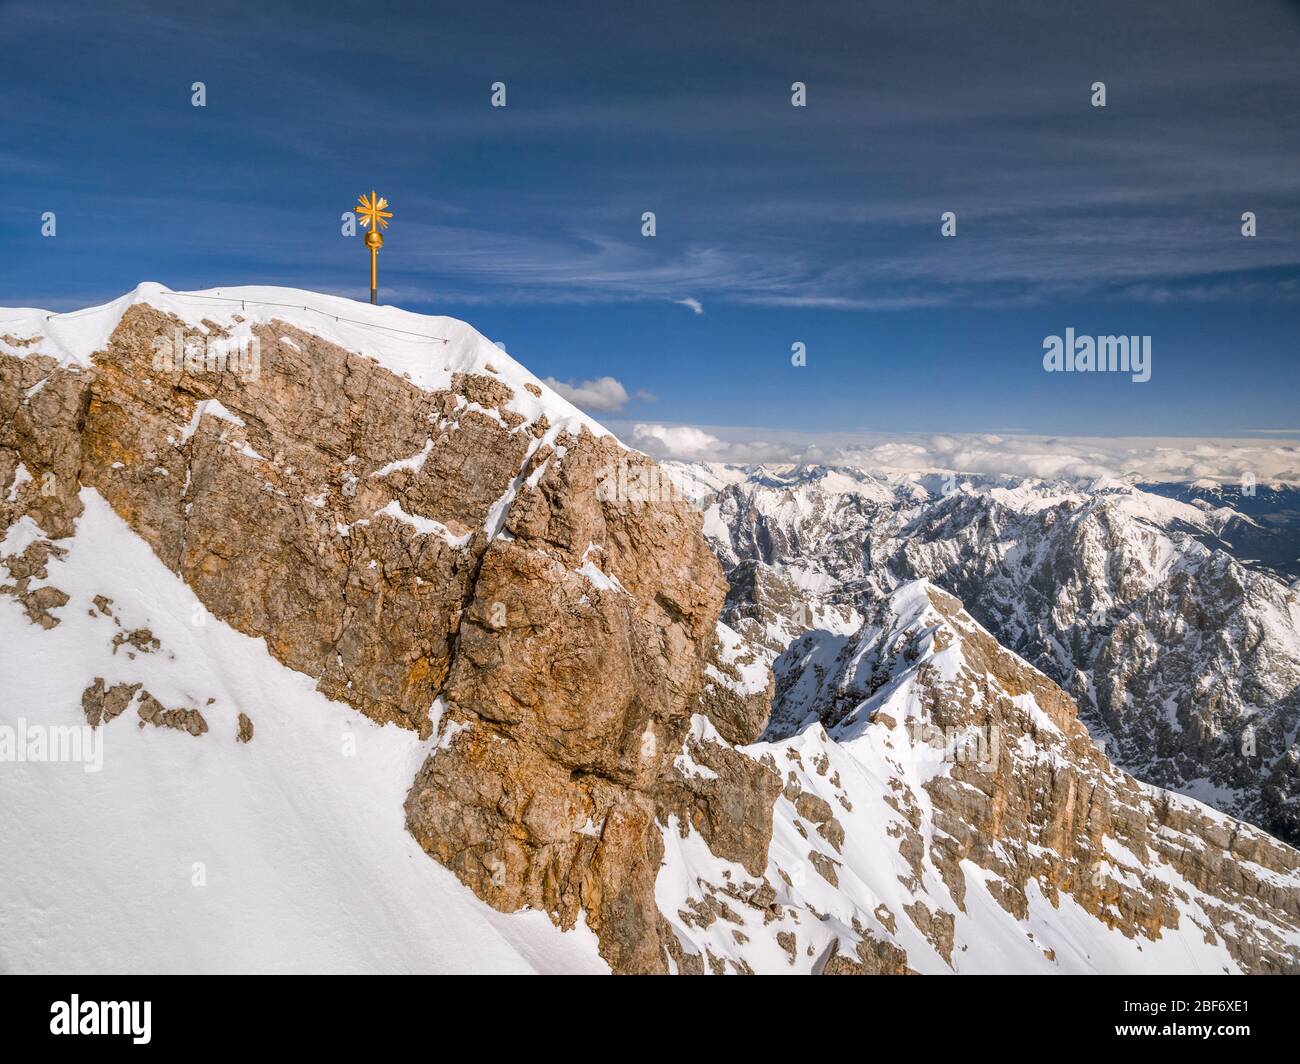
[7, 0, 1299, 313]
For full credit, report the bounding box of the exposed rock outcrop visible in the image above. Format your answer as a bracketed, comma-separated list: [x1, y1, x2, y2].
[405, 426, 731, 972]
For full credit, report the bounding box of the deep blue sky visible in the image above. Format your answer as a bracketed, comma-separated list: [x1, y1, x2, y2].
[3, 0, 1298, 438]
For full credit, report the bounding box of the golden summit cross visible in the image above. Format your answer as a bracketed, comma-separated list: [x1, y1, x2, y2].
[355, 191, 393, 305]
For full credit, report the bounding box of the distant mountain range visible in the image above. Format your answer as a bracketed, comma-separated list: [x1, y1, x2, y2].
[672, 463, 1300, 847]
[1139, 481, 1300, 583]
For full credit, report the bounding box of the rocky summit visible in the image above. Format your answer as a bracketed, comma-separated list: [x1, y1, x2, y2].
[2, 286, 1298, 974]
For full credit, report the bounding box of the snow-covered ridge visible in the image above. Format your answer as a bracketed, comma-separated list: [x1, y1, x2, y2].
[668, 460, 1262, 529]
[0, 282, 610, 440]
[661, 577, 1300, 973]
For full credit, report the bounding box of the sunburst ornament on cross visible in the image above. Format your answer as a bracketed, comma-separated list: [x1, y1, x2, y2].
[355, 191, 393, 304]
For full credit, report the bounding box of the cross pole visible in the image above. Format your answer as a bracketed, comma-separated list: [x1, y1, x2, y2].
[355, 191, 393, 305]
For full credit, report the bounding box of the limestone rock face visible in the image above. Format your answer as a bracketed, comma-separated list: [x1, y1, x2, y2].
[0, 290, 740, 973]
[405, 429, 732, 972]
[0, 350, 87, 540]
[655, 715, 783, 877]
[73, 305, 529, 733]
[690, 621, 775, 746]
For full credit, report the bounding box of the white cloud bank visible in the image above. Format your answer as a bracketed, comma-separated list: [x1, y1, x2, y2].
[631, 423, 724, 457]
[619, 422, 1300, 485]
[543, 375, 631, 413]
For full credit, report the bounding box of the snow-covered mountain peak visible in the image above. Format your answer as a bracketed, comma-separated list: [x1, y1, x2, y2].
[3, 283, 729, 973]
